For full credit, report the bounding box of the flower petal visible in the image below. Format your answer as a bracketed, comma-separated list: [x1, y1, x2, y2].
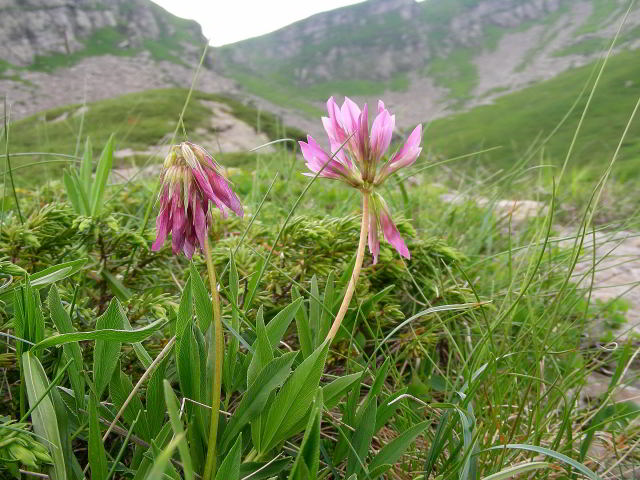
[170, 193, 186, 255]
[340, 96, 361, 135]
[208, 170, 244, 217]
[376, 194, 410, 259]
[299, 136, 350, 181]
[370, 107, 395, 163]
[376, 124, 422, 184]
[152, 202, 171, 252]
[192, 193, 208, 251]
[325, 97, 347, 144]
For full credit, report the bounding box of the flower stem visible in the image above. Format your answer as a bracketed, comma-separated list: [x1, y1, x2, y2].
[327, 193, 369, 342]
[203, 237, 224, 480]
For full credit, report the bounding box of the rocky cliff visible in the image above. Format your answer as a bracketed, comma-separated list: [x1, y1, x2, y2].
[1, 0, 204, 66]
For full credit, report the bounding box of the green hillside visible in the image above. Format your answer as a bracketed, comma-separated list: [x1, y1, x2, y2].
[4, 88, 304, 183]
[426, 49, 640, 183]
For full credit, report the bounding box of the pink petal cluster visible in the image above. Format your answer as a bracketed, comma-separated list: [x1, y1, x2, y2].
[152, 142, 243, 259]
[299, 97, 422, 263]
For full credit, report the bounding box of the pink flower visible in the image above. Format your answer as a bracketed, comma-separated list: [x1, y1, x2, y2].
[299, 97, 421, 263]
[152, 142, 243, 259]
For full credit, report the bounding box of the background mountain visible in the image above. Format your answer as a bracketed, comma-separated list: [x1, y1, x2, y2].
[2, 0, 639, 131]
[217, 0, 640, 128]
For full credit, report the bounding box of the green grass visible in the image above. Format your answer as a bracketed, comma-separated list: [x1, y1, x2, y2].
[4, 88, 306, 183]
[2, 116, 639, 476]
[553, 37, 611, 57]
[28, 27, 138, 72]
[574, 1, 623, 36]
[427, 48, 478, 102]
[427, 49, 640, 185]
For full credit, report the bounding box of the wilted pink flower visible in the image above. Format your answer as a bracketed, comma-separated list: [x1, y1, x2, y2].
[152, 142, 243, 259]
[300, 97, 422, 264]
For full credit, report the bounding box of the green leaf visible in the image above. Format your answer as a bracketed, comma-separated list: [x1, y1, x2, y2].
[288, 389, 323, 480]
[109, 366, 151, 441]
[220, 351, 297, 453]
[293, 287, 313, 359]
[224, 252, 240, 392]
[261, 342, 329, 453]
[88, 394, 108, 480]
[70, 169, 90, 215]
[240, 458, 291, 480]
[190, 263, 212, 333]
[245, 257, 264, 310]
[485, 444, 601, 480]
[265, 297, 303, 347]
[101, 270, 132, 301]
[47, 285, 85, 410]
[22, 352, 67, 480]
[147, 356, 169, 438]
[81, 137, 93, 190]
[319, 271, 335, 341]
[369, 420, 429, 473]
[175, 276, 193, 359]
[145, 433, 185, 480]
[33, 317, 165, 353]
[247, 307, 274, 388]
[63, 170, 83, 215]
[481, 462, 551, 480]
[93, 298, 125, 398]
[323, 373, 362, 410]
[346, 395, 377, 477]
[1, 259, 88, 305]
[176, 324, 202, 403]
[164, 380, 194, 480]
[355, 358, 390, 427]
[90, 134, 114, 216]
[132, 423, 174, 480]
[309, 275, 320, 348]
[216, 435, 242, 480]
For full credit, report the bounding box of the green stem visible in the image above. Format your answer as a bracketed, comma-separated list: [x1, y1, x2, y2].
[203, 238, 224, 480]
[326, 193, 369, 342]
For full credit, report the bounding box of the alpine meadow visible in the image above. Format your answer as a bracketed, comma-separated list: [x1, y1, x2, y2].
[1, 1, 639, 479]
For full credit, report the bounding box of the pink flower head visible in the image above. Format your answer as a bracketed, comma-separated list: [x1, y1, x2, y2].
[152, 142, 243, 259]
[299, 97, 421, 263]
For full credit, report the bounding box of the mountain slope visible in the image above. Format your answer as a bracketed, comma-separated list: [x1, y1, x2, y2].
[425, 49, 640, 181]
[6, 88, 305, 184]
[218, 0, 640, 127]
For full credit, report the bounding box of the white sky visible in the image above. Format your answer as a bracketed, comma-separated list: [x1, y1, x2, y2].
[152, 0, 366, 46]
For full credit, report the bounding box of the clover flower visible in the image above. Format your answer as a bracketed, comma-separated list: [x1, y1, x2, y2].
[151, 142, 243, 258]
[300, 97, 422, 264]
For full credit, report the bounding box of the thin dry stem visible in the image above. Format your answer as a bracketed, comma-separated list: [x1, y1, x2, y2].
[327, 193, 369, 341]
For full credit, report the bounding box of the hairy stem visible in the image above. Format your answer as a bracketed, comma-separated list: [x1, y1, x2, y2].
[327, 193, 369, 341]
[203, 237, 224, 480]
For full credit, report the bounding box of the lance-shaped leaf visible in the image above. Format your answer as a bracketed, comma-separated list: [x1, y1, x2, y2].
[23, 352, 67, 480]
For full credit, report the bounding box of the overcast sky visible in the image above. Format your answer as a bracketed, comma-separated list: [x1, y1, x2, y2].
[152, 0, 366, 46]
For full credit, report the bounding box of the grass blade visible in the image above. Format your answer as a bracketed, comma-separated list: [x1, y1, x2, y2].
[164, 380, 194, 480]
[23, 351, 67, 480]
[90, 134, 114, 216]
